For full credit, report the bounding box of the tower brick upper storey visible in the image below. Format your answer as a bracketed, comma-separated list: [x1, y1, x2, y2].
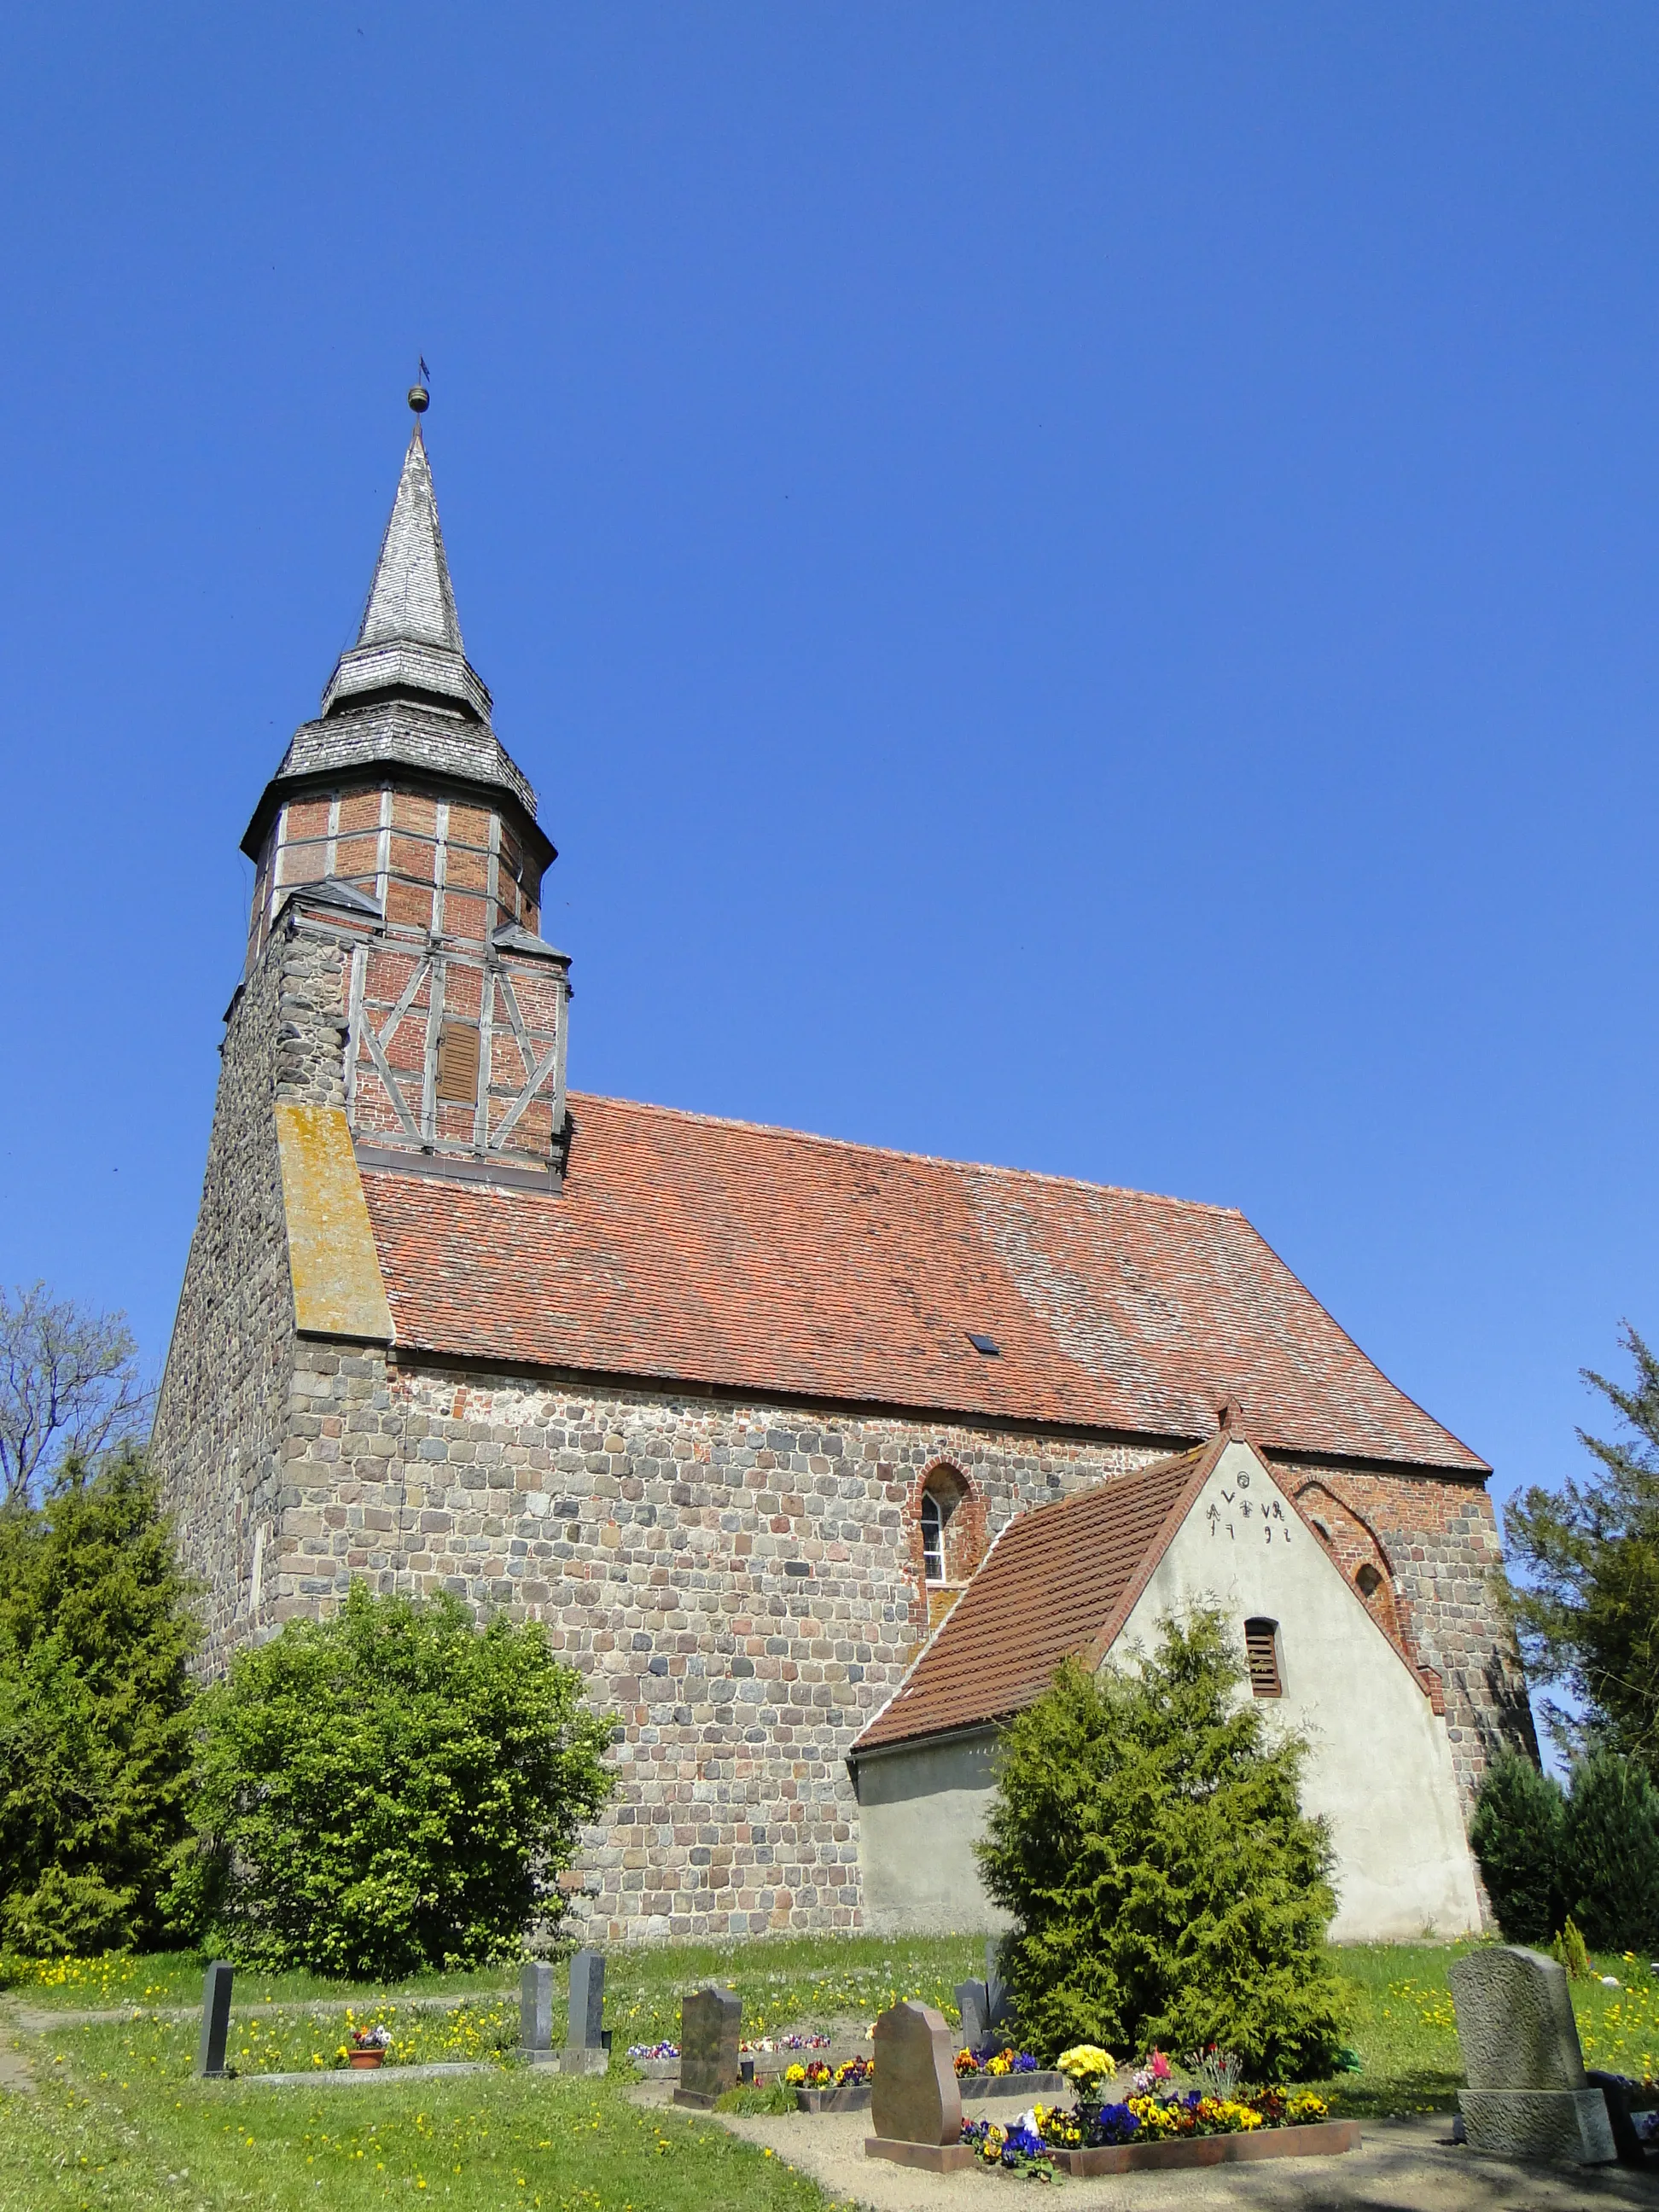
[237, 410, 571, 1182]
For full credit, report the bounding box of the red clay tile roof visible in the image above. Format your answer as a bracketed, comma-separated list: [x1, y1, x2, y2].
[355, 1091, 1486, 1473]
[852, 1441, 1220, 1754]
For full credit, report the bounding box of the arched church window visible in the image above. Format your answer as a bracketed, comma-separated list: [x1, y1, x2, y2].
[921, 1492, 947, 1582]
[1354, 1563, 1382, 1599]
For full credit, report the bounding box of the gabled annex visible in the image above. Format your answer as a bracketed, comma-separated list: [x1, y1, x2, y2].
[848, 1426, 1484, 1942]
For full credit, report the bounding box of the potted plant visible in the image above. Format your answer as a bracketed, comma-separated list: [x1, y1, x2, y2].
[347, 2025, 391, 2070]
[1056, 2044, 1115, 2129]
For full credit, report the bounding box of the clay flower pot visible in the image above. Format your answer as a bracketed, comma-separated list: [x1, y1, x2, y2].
[348, 2048, 385, 2069]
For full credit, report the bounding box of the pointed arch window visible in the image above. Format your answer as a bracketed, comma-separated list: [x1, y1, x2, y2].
[921, 1492, 946, 1582]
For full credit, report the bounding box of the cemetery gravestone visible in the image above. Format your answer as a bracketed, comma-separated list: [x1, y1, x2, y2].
[562, 1949, 609, 2075]
[520, 1963, 556, 2065]
[954, 1978, 987, 2052]
[984, 1938, 1014, 2034]
[675, 1987, 742, 2109]
[197, 1961, 234, 2079]
[1448, 1945, 1616, 2164]
[866, 2000, 975, 2172]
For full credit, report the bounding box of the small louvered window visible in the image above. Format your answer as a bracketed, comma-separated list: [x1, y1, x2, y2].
[1245, 1618, 1282, 1698]
[436, 1023, 480, 1103]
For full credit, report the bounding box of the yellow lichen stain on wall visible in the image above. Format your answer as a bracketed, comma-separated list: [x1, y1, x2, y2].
[274, 1103, 393, 1342]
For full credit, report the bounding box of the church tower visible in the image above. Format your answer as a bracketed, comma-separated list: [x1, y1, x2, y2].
[240, 387, 571, 1184]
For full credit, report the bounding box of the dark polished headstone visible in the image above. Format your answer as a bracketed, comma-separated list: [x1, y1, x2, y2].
[568, 1950, 605, 2049]
[521, 1962, 555, 2053]
[870, 2000, 963, 2146]
[674, 1987, 742, 2108]
[197, 1960, 234, 2078]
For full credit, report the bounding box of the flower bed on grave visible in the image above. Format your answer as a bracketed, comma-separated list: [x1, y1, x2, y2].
[788, 2053, 874, 2110]
[956, 2046, 1041, 2078]
[958, 2046, 1359, 2178]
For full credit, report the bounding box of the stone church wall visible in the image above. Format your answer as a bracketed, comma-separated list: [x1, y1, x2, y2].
[153, 931, 308, 1669]
[265, 1346, 1525, 1941]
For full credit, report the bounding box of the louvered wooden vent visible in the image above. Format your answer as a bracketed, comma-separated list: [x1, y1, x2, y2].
[436, 1023, 480, 1104]
[1244, 1618, 1282, 1698]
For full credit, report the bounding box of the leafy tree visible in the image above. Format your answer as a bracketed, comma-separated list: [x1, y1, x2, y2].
[1505, 1324, 1659, 1774]
[0, 1284, 152, 1507]
[1558, 1750, 1659, 1953]
[1470, 1749, 1564, 1944]
[0, 1447, 199, 1953]
[171, 1584, 614, 1978]
[976, 1612, 1346, 2079]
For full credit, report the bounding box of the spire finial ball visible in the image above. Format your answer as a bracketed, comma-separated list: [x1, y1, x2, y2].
[408, 384, 430, 416]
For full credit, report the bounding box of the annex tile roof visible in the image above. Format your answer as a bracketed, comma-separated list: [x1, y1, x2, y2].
[354, 1092, 1487, 1474]
[850, 1440, 1220, 1754]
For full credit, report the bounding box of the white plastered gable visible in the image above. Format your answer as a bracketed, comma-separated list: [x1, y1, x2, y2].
[1108, 1437, 1484, 1942]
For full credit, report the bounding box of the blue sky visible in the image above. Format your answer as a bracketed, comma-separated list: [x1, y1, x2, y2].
[3, 4, 1657, 1545]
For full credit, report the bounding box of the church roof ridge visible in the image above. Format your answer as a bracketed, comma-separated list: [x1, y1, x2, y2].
[564, 1088, 1248, 1220]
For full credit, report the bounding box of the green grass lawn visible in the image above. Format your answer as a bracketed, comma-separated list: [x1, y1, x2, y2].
[3, 1931, 1656, 2208]
[0, 2065, 843, 2212]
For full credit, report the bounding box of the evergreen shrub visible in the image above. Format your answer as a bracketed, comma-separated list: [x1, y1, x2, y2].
[1470, 1749, 1564, 1944]
[0, 1448, 198, 1953]
[1559, 1749, 1659, 1952]
[169, 1583, 613, 1978]
[975, 1610, 1347, 2079]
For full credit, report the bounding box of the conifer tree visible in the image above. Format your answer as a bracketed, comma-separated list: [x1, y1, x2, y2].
[1505, 1324, 1659, 1774]
[0, 1447, 199, 1953]
[976, 1611, 1346, 2078]
[1470, 1749, 1564, 1943]
[1559, 1750, 1659, 1953]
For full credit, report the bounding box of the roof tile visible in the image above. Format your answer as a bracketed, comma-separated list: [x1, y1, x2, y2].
[853, 1442, 1217, 1753]
[356, 1092, 1486, 1473]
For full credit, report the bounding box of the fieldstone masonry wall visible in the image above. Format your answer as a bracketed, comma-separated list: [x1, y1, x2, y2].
[271, 1346, 1166, 1939]
[153, 939, 299, 1673]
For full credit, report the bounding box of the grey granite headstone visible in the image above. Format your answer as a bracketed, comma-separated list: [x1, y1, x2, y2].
[954, 1980, 987, 2050]
[568, 1951, 605, 2048]
[1449, 1946, 1615, 2164]
[870, 2000, 963, 2147]
[984, 1939, 1013, 2033]
[520, 1962, 554, 2054]
[197, 1960, 233, 2078]
[674, 1986, 742, 2108]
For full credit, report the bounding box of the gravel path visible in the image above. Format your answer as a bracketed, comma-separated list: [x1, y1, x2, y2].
[626, 2084, 1659, 2209]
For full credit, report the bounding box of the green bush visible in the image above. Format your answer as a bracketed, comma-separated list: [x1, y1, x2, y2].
[1470, 1749, 1564, 1944]
[169, 1584, 614, 1978]
[1559, 1749, 1659, 1952]
[975, 1610, 1347, 2079]
[0, 1448, 199, 1953]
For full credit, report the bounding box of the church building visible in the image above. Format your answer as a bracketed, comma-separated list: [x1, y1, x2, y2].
[153, 399, 1529, 1943]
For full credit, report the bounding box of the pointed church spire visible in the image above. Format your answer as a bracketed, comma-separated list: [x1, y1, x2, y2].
[356, 427, 465, 656]
[320, 389, 492, 724]
[243, 387, 551, 906]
